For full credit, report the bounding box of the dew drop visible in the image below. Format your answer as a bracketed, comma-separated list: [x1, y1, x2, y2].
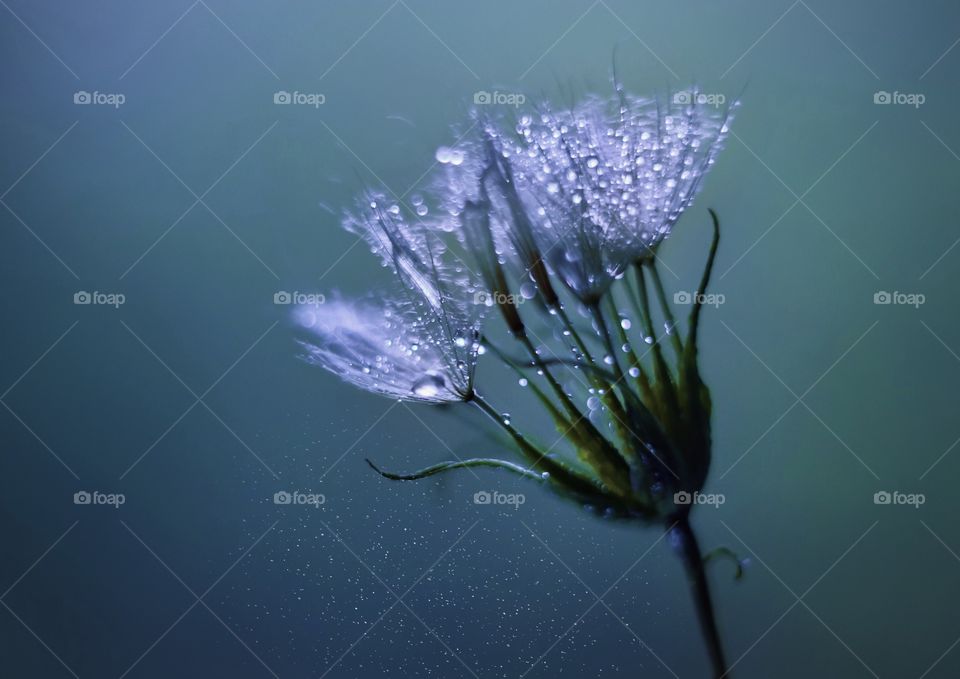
[411, 373, 445, 398]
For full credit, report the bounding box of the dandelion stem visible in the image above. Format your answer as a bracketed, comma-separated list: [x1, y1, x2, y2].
[516, 333, 584, 422]
[553, 303, 596, 365]
[635, 266, 680, 422]
[552, 303, 635, 430]
[647, 262, 684, 359]
[471, 393, 531, 449]
[605, 294, 650, 389]
[625, 267, 651, 343]
[671, 517, 730, 678]
[588, 303, 626, 383]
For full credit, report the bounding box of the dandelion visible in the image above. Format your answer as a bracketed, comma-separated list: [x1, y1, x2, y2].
[494, 89, 735, 302]
[295, 192, 485, 403]
[296, 84, 742, 677]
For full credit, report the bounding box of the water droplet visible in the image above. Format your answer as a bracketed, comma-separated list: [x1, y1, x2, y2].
[518, 378, 528, 387]
[603, 355, 614, 365]
[620, 318, 632, 330]
[628, 366, 640, 378]
[411, 373, 445, 398]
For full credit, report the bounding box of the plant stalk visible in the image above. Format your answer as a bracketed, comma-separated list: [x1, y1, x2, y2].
[671, 516, 730, 679]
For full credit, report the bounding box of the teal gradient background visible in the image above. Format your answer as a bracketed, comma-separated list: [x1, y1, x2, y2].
[1, 1, 959, 677]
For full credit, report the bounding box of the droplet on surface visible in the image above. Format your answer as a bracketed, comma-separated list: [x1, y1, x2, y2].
[411, 373, 445, 398]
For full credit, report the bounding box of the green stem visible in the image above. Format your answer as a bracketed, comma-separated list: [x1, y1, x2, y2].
[471, 393, 533, 452]
[671, 517, 730, 678]
[554, 304, 596, 365]
[516, 332, 583, 422]
[605, 294, 646, 384]
[635, 265, 680, 422]
[648, 262, 684, 360]
[588, 302, 626, 384]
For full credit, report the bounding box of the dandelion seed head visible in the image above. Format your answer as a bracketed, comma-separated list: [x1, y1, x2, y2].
[491, 89, 735, 301]
[296, 177, 486, 403]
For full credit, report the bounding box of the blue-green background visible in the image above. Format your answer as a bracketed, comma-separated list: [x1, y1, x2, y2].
[2, 1, 959, 677]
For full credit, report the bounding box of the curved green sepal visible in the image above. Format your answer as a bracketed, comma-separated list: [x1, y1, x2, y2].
[366, 457, 543, 482]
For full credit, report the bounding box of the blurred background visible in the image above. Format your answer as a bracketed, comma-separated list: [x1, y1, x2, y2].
[1, 0, 959, 676]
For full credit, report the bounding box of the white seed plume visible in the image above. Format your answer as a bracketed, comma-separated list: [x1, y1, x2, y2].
[295, 193, 485, 403]
[495, 89, 735, 302]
